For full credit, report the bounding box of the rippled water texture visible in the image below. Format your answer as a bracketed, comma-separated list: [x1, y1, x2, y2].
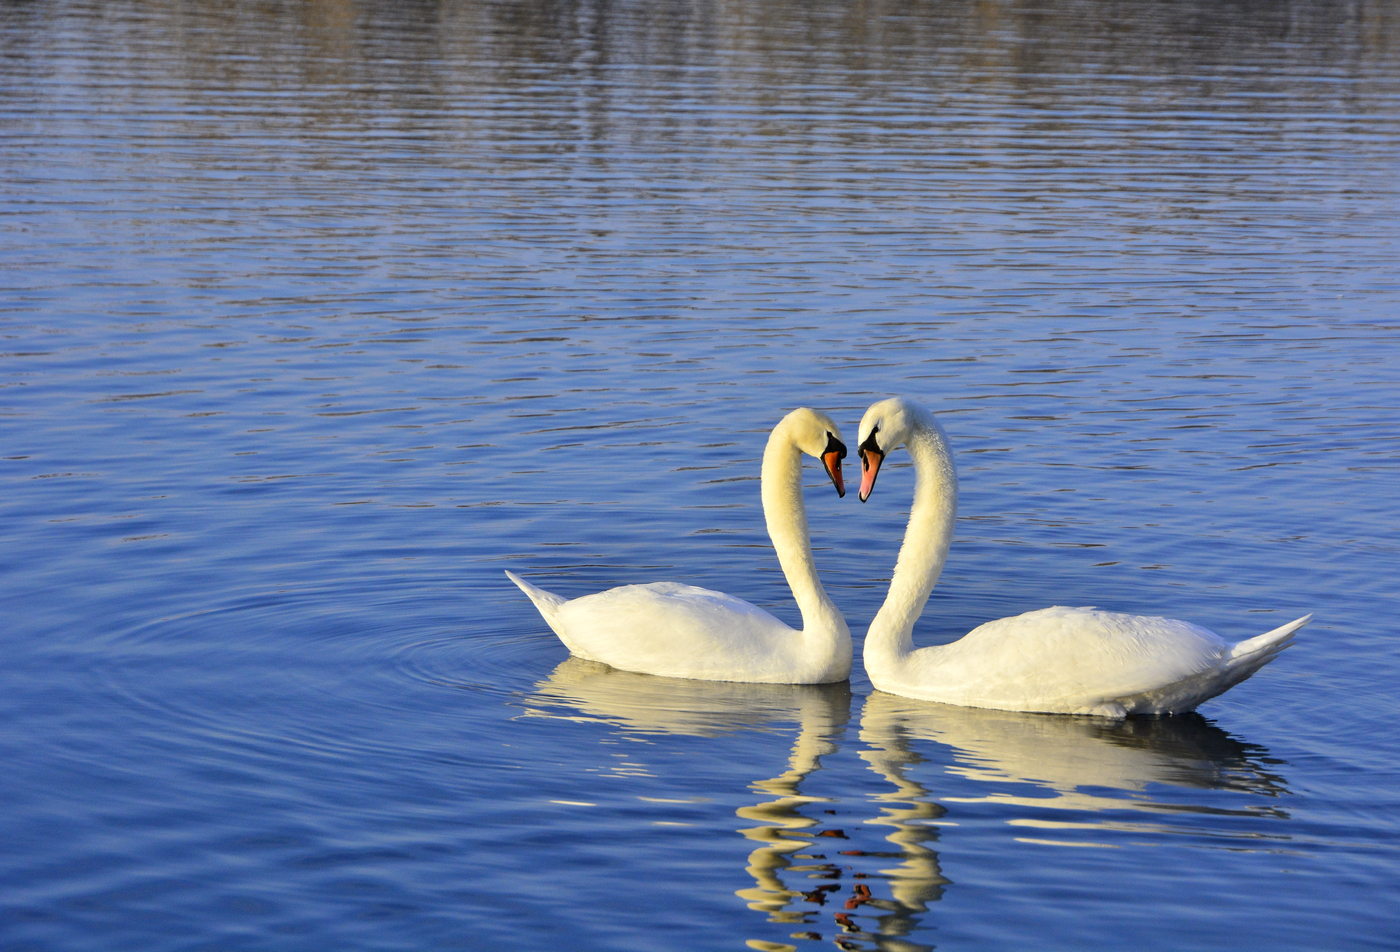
[3, 0, 1399, 949]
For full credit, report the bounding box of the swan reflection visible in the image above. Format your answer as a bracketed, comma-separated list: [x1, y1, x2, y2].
[521, 664, 1292, 951]
[861, 691, 1290, 830]
[528, 656, 851, 739]
[819, 694, 1290, 949]
[841, 693, 1292, 947]
[833, 701, 953, 952]
[525, 658, 853, 944]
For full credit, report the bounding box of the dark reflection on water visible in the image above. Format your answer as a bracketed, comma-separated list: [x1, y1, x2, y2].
[6, 0, 1399, 300]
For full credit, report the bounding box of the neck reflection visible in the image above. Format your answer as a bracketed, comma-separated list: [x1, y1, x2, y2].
[525, 658, 853, 947]
[734, 685, 848, 924]
[837, 703, 950, 952]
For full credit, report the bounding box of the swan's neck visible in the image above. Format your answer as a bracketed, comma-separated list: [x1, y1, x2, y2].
[864, 417, 958, 681]
[761, 422, 845, 642]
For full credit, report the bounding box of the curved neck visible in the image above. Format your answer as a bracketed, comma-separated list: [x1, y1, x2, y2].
[864, 415, 958, 678]
[761, 420, 845, 639]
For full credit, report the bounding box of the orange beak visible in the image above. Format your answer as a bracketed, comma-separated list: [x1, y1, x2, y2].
[858, 448, 884, 503]
[823, 450, 845, 498]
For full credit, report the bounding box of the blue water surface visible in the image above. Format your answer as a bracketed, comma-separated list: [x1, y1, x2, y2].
[2, 1, 1399, 949]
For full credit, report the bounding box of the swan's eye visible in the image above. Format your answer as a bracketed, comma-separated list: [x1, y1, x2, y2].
[824, 431, 847, 460]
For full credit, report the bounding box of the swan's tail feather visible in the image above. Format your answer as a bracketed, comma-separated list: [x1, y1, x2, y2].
[1217, 613, 1311, 689]
[505, 570, 568, 638]
[1111, 614, 1312, 714]
[1230, 613, 1312, 662]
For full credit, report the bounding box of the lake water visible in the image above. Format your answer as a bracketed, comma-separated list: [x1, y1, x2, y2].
[3, 0, 1399, 948]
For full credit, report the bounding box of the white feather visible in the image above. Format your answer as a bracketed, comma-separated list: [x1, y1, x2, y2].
[858, 397, 1311, 716]
[507, 408, 853, 684]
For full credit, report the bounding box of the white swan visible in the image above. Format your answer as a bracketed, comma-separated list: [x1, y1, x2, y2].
[507, 407, 853, 684]
[856, 396, 1311, 717]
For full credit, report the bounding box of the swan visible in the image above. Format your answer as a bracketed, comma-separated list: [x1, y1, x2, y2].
[855, 396, 1311, 717]
[507, 407, 853, 684]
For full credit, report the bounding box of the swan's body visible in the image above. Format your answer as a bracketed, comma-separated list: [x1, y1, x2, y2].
[507, 408, 852, 684]
[856, 397, 1311, 717]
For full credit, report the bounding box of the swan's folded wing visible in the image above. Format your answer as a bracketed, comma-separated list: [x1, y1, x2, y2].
[555, 582, 801, 681]
[926, 607, 1231, 714]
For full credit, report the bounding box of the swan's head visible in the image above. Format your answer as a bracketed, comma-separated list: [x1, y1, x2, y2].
[856, 396, 925, 502]
[784, 407, 848, 498]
